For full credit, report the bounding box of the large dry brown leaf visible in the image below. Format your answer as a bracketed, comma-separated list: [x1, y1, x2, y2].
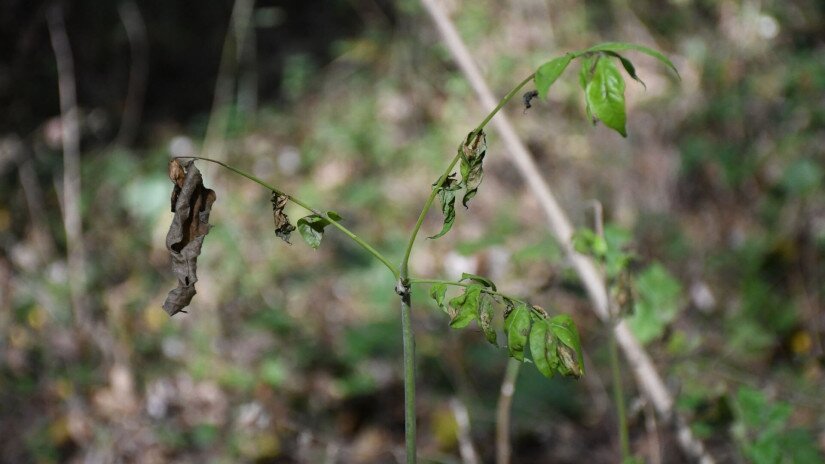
[163, 160, 216, 316]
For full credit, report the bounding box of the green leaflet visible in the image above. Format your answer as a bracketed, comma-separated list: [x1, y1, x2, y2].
[428, 173, 461, 239]
[477, 293, 497, 345]
[582, 42, 680, 78]
[549, 314, 584, 377]
[529, 319, 559, 378]
[429, 283, 448, 315]
[579, 55, 599, 123]
[460, 272, 497, 291]
[459, 130, 487, 208]
[448, 285, 482, 329]
[504, 303, 531, 361]
[534, 54, 573, 99]
[297, 211, 342, 249]
[604, 51, 647, 89]
[585, 57, 627, 137]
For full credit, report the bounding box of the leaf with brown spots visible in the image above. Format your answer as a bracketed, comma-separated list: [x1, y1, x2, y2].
[163, 160, 216, 316]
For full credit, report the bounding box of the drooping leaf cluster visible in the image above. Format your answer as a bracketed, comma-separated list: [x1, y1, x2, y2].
[533, 42, 679, 137]
[429, 273, 585, 379]
[429, 130, 487, 239]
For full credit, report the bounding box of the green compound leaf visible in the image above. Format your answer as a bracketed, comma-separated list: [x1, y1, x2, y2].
[460, 272, 497, 291]
[478, 293, 497, 345]
[549, 314, 584, 377]
[534, 54, 573, 99]
[583, 42, 680, 78]
[585, 57, 627, 137]
[529, 318, 559, 378]
[428, 173, 461, 239]
[429, 283, 448, 315]
[297, 211, 342, 249]
[448, 285, 482, 329]
[504, 303, 531, 361]
[605, 51, 646, 89]
[459, 130, 487, 208]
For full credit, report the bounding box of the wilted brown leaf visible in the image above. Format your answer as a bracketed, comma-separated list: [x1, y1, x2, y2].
[271, 192, 295, 243]
[163, 160, 216, 316]
[169, 159, 186, 212]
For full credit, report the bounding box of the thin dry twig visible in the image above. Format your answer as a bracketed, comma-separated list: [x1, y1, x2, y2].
[419, 1, 714, 462]
[450, 397, 480, 464]
[47, 4, 89, 326]
[495, 358, 520, 464]
[202, 0, 255, 160]
[115, 0, 149, 146]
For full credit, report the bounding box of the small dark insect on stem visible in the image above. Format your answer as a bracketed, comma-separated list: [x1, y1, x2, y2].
[522, 90, 539, 113]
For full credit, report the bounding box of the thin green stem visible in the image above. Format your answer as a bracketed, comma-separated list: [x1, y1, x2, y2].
[175, 156, 400, 280]
[409, 278, 529, 306]
[399, 73, 535, 278]
[610, 322, 630, 461]
[400, 290, 416, 464]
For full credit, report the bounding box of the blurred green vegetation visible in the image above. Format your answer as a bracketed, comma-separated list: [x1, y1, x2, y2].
[1, 0, 824, 462]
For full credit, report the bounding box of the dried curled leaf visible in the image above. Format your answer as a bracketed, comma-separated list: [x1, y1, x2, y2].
[428, 173, 461, 240]
[459, 130, 487, 208]
[271, 192, 296, 243]
[163, 160, 216, 316]
[169, 159, 186, 212]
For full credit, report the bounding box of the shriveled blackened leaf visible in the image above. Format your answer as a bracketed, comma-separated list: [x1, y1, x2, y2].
[459, 130, 487, 208]
[447, 285, 482, 329]
[163, 160, 216, 316]
[271, 192, 296, 243]
[504, 303, 531, 361]
[522, 89, 539, 111]
[169, 159, 186, 212]
[297, 211, 342, 249]
[429, 283, 448, 315]
[477, 293, 497, 345]
[428, 173, 461, 240]
[460, 272, 497, 291]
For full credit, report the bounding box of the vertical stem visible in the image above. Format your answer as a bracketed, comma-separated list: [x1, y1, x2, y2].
[610, 323, 631, 460]
[399, 287, 416, 463]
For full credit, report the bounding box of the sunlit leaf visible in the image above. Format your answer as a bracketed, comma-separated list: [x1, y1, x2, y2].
[549, 314, 584, 377]
[271, 192, 296, 243]
[448, 285, 482, 328]
[460, 272, 497, 291]
[459, 130, 487, 208]
[163, 160, 217, 316]
[478, 293, 497, 345]
[583, 42, 680, 77]
[505, 303, 531, 361]
[586, 57, 627, 137]
[535, 54, 573, 99]
[297, 211, 342, 249]
[529, 319, 559, 378]
[428, 174, 461, 239]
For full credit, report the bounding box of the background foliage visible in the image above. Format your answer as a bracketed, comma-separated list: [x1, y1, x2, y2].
[1, 0, 823, 462]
